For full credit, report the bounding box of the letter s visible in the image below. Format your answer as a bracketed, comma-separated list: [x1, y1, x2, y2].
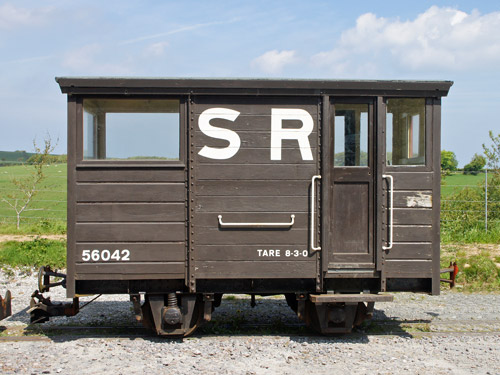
[198, 108, 241, 160]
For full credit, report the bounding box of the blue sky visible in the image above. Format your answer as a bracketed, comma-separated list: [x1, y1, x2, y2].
[1, 0, 499, 166]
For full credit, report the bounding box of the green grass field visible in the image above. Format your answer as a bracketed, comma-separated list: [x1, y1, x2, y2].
[441, 172, 490, 197]
[0, 163, 66, 233]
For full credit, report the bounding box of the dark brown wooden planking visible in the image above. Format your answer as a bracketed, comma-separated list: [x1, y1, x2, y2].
[384, 243, 433, 260]
[194, 260, 316, 279]
[196, 180, 312, 197]
[76, 203, 185, 222]
[332, 183, 370, 254]
[76, 243, 185, 262]
[76, 223, 185, 242]
[75, 262, 185, 276]
[194, 227, 308, 246]
[384, 260, 433, 277]
[196, 196, 308, 212]
[76, 169, 185, 182]
[393, 226, 433, 242]
[196, 164, 315, 180]
[76, 183, 185, 202]
[75, 273, 185, 281]
[386, 172, 433, 190]
[392, 209, 432, 225]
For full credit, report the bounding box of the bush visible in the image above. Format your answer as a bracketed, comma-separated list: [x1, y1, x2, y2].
[441, 174, 500, 243]
[0, 238, 66, 269]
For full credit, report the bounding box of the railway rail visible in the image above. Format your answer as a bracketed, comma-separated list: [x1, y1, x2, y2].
[2, 318, 500, 342]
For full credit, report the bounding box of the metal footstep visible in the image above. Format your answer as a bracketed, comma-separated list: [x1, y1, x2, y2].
[440, 262, 459, 288]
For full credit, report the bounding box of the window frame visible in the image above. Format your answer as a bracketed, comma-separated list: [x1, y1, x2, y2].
[75, 95, 187, 168]
[383, 97, 433, 172]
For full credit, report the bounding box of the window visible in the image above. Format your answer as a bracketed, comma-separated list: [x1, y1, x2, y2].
[334, 103, 369, 166]
[83, 99, 180, 160]
[386, 98, 425, 166]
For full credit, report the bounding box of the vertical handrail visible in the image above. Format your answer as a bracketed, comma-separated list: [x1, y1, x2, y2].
[311, 175, 322, 251]
[382, 174, 394, 251]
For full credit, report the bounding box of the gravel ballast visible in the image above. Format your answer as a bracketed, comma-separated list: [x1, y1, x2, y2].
[1, 269, 499, 374]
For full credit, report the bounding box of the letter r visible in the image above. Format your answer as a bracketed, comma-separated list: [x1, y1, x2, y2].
[270, 108, 314, 160]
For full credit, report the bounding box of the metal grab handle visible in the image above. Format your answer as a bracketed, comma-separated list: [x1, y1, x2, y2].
[218, 214, 295, 229]
[382, 174, 393, 251]
[311, 175, 322, 251]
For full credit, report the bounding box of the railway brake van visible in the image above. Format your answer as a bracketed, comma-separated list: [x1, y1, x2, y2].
[31, 78, 452, 336]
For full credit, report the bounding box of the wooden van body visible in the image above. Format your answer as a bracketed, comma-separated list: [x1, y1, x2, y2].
[56, 78, 452, 335]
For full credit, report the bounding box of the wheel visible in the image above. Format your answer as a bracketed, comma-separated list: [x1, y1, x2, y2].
[141, 294, 205, 337]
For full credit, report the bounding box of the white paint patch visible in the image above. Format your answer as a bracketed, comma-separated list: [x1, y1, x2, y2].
[406, 192, 432, 208]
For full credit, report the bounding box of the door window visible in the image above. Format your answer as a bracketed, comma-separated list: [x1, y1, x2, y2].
[334, 104, 369, 166]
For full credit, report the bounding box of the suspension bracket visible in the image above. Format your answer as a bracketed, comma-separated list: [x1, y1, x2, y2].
[0, 290, 12, 321]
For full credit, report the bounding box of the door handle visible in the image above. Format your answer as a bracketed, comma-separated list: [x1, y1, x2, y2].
[382, 174, 394, 250]
[218, 215, 295, 228]
[311, 175, 322, 251]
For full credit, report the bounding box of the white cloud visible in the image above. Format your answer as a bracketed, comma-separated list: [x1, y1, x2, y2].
[144, 41, 169, 57]
[251, 50, 297, 74]
[312, 6, 500, 75]
[0, 3, 53, 29]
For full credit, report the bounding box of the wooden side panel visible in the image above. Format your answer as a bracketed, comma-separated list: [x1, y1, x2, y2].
[192, 97, 319, 280]
[76, 169, 185, 182]
[76, 203, 185, 222]
[384, 260, 433, 278]
[382, 140, 438, 280]
[76, 223, 185, 242]
[74, 168, 187, 282]
[76, 183, 185, 202]
[75, 262, 185, 280]
[195, 261, 316, 279]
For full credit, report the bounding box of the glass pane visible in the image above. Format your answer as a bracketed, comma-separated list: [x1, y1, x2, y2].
[83, 99, 180, 160]
[386, 98, 425, 166]
[334, 103, 368, 166]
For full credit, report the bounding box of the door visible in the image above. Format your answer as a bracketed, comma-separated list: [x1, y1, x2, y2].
[327, 98, 375, 268]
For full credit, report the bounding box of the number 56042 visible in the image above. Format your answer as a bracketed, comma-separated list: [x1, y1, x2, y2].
[81, 249, 130, 262]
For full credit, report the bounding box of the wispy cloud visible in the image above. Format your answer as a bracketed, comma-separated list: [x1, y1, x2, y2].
[0, 55, 54, 65]
[311, 6, 500, 76]
[120, 19, 240, 45]
[251, 50, 298, 74]
[0, 3, 53, 29]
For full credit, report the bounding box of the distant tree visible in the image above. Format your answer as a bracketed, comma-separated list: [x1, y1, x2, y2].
[1, 136, 55, 229]
[27, 153, 67, 164]
[483, 130, 500, 176]
[463, 153, 486, 175]
[441, 150, 458, 172]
